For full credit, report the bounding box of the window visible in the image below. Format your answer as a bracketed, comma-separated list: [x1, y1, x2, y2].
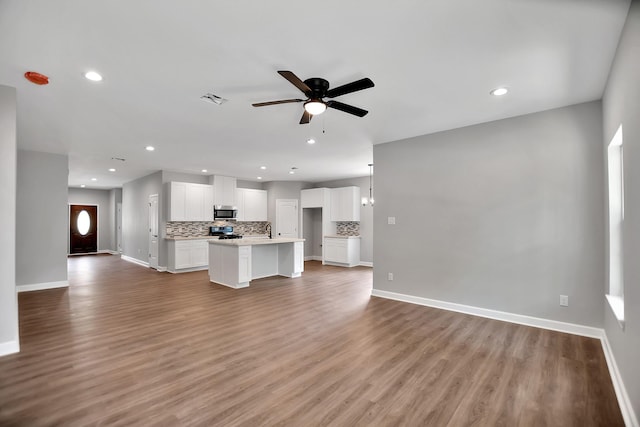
[607, 125, 624, 328]
[77, 210, 91, 236]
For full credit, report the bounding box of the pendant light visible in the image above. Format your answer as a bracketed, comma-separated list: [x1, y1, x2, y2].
[362, 163, 374, 206]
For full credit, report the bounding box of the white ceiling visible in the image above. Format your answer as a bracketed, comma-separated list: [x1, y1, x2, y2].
[0, 0, 630, 189]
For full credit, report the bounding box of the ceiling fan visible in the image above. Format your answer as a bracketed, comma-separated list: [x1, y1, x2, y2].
[252, 70, 374, 124]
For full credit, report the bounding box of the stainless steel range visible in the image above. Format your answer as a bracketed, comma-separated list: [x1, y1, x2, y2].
[209, 226, 243, 240]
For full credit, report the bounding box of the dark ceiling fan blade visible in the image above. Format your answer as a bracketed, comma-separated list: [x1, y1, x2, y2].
[327, 101, 368, 117]
[278, 71, 312, 95]
[326, 78, 374, 98]
[299, 110, 312, 124]
[252, 99, 304, 107]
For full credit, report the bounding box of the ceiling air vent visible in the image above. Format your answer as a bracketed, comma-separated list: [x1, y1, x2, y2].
[200, 93, 228, 105]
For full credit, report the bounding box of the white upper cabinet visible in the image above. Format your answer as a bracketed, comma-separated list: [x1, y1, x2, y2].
[167, 182, 214, 221]
[301, 188, 330, 208]
[213, 175, 237, 206]
[330, 186, 361, 221]
[169, 182, 187, 221]
[236, 188, 268, 221]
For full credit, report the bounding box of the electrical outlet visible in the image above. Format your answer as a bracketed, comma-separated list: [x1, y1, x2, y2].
[388, 272, 394, 281]
[560, 295, 569, 307]
[388, 217, 396, 225]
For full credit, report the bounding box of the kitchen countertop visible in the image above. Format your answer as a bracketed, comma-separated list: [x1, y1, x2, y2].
[324, 235, 361, 239]
[166, 234, 270, 241]
[208, 237, 304, 246]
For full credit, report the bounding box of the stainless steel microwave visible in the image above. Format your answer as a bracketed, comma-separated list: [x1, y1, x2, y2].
[214, 205, 237, 220]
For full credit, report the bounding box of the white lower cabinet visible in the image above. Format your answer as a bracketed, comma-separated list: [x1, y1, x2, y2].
[237, 246, 252, 284]
[323, 237, 360, 267]
[168, 239, 209, 272]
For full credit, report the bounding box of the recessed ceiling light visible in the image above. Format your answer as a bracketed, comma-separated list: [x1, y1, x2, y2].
[202, 169, 208, 173]
[84, 71, 103, 82]
[260, 166, 267, 170]
[257, 176, 262, 180]
[91, 178, 97, 181]
[307, 138, 316, 145]
[145, 146, 155, 151]
[490, 87, 508, 96]
[80, 184, 86, 188]
[108, 168, 116, 172]
[289, 170, 295, 174]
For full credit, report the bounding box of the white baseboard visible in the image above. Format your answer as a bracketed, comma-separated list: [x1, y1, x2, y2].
[156, 266, 167, 272]
[0, 340, 20, 356]
[304, 256, 323, 262]
[210, 279, 249, 289]
[359, 261, 373, 267]
[17, 280, 69, 293]
[601, 332, 639, 427]
[370, 289, 603, 339]
[101, 250, 119, 255]
[167, 266, 208, 274]
[121, 255, 150, 268]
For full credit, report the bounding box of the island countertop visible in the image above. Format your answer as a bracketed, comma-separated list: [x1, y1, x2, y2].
[208, 237, 304, 246]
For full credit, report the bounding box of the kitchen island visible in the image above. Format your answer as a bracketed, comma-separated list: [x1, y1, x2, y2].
[208, 237, 304, 289]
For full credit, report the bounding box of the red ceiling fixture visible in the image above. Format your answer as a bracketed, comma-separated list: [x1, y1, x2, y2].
[24, 71, 49, 85]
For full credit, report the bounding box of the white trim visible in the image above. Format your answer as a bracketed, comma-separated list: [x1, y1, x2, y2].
[167, 266, 208, 274]
[156, 266, 167, 272]
[17, 280, 69, 293]
[0, 340, 20, 356]
[304, 256, 322, 262]
[370, 289, 603, 339]
[605, 294, 625, 329]
[121, 255, 150, 268]
[601, 332, 639, 427]
[210, 279, 249, 289]
[359, 261, 373, 267]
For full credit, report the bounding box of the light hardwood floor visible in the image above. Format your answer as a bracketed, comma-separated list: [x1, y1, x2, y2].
[0, 255, 623, 426]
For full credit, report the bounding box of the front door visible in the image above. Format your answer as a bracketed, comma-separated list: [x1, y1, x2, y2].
[70, 204, 98, 254]
[276, 199, 299, 238]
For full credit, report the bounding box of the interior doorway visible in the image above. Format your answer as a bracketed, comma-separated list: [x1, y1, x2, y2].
[69, 204, 98, 254]
[276, 199, 299, 238]
[148, 194, 159, 269]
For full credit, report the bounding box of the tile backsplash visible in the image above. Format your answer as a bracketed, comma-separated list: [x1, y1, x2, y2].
[166, 221, 270, 237]
[336, 221, 360, 236]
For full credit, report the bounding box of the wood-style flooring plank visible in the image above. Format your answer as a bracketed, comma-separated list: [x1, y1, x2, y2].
[0, 255, 624, 426]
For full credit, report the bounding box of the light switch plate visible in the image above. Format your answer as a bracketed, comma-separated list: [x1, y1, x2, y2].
[388, 216, 396, 225]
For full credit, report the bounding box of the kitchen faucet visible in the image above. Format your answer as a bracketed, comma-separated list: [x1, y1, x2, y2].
[265, 223, 272, 239]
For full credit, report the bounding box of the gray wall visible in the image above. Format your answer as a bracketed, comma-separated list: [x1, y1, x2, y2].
[68, 188, 114, 252]
[122, 171, 162, 264]
[163, 171, 209, 185]
[602, 0, 640, 418]
[373, 101, 605, 327]
[16, 150, 69, 286]
[0, 86, 19, 353]
[316, 176, 374, 263]
[237, 179, 264, 190]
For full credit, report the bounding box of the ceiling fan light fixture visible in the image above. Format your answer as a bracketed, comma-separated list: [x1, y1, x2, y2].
[304, 100, 326, 115]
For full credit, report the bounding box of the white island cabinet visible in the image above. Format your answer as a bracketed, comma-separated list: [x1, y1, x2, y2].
[208, 238, 304, 289]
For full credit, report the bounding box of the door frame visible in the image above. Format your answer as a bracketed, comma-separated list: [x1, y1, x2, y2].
[275, 198, 299, 238]
[68, 203, 99, 255]
[116, 202, 123, 253]
[148, 194, 159, 269]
